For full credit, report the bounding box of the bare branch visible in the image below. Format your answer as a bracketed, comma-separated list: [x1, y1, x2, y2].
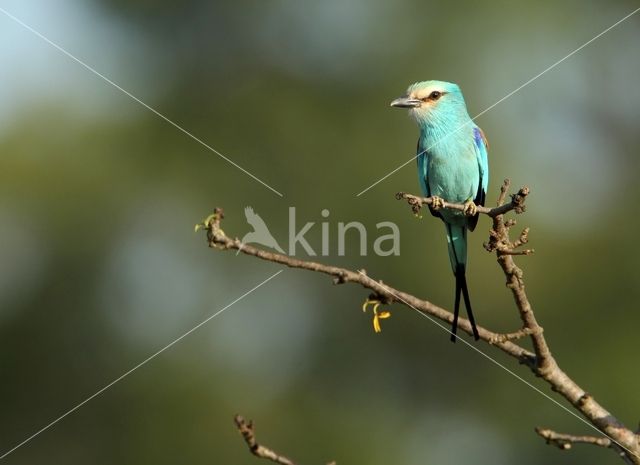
[488, 327, 537, 344]
[395, 183, 529, 218]
[535, 427, 611, 450]
[234, 415, 298, 465]
[534, 426, 639, 463]
[234, 415, 335, 465]
[198, 207, 535, 366]
[487, 181, 639, 464]
[201, 179, 640, 464]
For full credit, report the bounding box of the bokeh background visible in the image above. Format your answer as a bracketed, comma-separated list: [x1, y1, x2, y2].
[1, 1, 639, 464]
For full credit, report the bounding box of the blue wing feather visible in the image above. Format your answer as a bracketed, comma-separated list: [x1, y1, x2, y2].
[468, 127, 489, 231]
[473, 127, 489, 206]
[416, 139, 442, 219]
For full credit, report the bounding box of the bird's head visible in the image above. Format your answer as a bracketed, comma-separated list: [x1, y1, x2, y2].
[390, 80, 468, 126]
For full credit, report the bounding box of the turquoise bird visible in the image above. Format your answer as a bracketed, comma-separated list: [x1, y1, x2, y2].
[391, 81, 488, 342]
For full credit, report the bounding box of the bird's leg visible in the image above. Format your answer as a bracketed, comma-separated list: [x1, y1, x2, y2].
[430, 196, 445, 211]
[362, 297, 391, 333]
[463, 199, 478, 217]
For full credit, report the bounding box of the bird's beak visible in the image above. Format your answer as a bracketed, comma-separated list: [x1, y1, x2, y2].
[390, 96, 421, 108]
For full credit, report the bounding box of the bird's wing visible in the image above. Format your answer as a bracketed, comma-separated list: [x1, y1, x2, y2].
[467, 127, 489, 231]
[473, 126, 489, 207]
[417, 139, 442, 219]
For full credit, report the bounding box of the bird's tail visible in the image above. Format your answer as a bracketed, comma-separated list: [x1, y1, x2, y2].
[445, 224, 480, 342]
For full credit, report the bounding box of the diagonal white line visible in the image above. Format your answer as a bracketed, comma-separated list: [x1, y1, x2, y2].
[0, 6, 284, 198]
[356, 6, 640, 197]
[0, 270, 283, 461]
[358, 271, 639, 461]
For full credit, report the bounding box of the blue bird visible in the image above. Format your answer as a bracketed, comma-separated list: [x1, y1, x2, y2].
[391, 81, 489, 342]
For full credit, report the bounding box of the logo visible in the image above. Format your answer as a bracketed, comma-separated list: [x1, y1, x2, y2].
[237, 207, 400, 257]
[238, 207, 286, 254]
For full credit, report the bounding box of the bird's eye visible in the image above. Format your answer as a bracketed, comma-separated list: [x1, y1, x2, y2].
[429, 91, 442, 100]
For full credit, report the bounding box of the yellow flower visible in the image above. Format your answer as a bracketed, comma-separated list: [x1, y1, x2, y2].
[362, 299, 392, 333]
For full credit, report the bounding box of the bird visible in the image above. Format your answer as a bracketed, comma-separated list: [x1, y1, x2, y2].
[239, 206, 285, 254]
[390, 80, 489, 342]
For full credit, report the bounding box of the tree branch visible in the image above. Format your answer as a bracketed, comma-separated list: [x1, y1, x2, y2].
[234, 415, 335, 465]
[197, 204, 535, 366]
[394, 185, 528, 218]
[200, 179, 640, 464]
[399, 180, 639, 463]
[535, 426, 611, 449]
[534, 426, 638, 465]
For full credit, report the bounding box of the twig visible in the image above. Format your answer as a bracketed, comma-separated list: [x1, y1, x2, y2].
[234, 415, 336, 465]
[234, 415, 297, 465]
[395, 185, 529, 218]
[535, 427, 611, 450]
[488, 327, 537, 344]
[534, 426, 638, 463]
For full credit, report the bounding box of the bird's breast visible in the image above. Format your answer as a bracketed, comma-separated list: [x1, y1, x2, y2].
[426, 150, 478, 204]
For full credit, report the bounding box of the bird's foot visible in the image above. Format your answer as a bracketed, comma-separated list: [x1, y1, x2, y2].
[463, 200, 478, 217]
[362, 298, 391, 333]
[430, 196, 445, 211]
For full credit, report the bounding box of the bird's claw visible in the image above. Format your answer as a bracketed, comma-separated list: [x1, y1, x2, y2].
[430, 196, 445, 211]
[463, 200, 478, 217]
[362, 298, 391, 333]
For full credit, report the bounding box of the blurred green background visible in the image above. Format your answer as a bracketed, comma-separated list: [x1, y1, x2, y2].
[1, 1, 639, 464]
